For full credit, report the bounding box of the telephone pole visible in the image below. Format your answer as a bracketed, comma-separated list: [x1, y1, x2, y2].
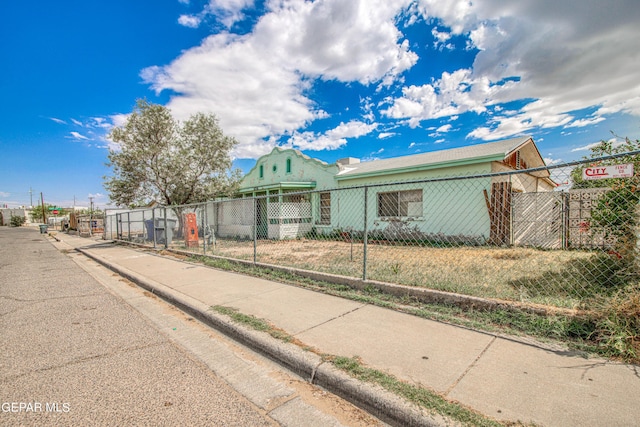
[40, 192, 46, 224]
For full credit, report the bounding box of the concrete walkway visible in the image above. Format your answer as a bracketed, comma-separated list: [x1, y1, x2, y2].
[52, 233, 640, 427]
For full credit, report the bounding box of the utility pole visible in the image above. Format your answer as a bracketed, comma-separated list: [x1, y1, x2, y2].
[29, 187, 33, 208]
[40, 192, 46, 224]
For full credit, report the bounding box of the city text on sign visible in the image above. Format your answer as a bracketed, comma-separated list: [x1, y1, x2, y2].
[582, 164, 634, 180]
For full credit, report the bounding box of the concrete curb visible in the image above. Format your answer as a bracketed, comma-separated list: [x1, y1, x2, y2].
[75, 246, 445, 427]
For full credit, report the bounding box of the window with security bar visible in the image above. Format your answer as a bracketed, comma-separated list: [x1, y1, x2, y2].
[319, 192, 331, 224]
[377, 189, 423, 217]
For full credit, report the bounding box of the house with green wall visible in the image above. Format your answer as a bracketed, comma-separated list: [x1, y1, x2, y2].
[330, 136, 554, 244]
[222, 136, 553, 243]
[219, 147, 338, 239]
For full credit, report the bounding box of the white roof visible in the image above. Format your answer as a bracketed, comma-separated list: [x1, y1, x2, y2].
[336, 136, 535, 178]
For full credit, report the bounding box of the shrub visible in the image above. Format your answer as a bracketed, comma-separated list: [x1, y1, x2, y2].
[10, 215, 26, 227]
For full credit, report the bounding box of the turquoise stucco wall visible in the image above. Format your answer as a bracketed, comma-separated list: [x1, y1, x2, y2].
[240, 148, 338, 193]
[240, 148, 338, 230]
[329, 163, 494, 241]
[327, 177, 492, 241]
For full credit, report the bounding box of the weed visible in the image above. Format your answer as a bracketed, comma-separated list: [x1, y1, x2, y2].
[332, 356, 505, 427]
[210, 305, 295, 343]
[191, 253, 638, 363]
[581, 284, 640, 362]
[212, 301, 507, 426]
[211, 305, 271, 332]
[390, 262, 401, 274]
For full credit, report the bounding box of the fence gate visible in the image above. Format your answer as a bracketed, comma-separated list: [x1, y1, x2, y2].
[512, 191, 565, 249]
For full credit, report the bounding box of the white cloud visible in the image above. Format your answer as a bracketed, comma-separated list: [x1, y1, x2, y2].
[178, 14, 202, 28]
[71, 118, 83, 127]
[327, 120, 378, 139]
[379, 132, 396, 139]
[285, 120, 377, 151]
[144, 0, 417, 158]
[88, 117, 111, 129]
[382, 69, 504, 126]
[388, 0, 640, 140]
[88, 192, 107, 200]
[436, 124, 452, 133]
[69, 132, 90, 141]
[543, 157, 562, 165]
[178, 0, 255, 28]
[570, 137, 625, 153]
[50, 117, 66, 125]
[431, 27, 453, 50]
[209, 0, 255, 28]
[109, 114, 129, 128]
[566, 116, 606, 128]
[143, 0, 640, 158]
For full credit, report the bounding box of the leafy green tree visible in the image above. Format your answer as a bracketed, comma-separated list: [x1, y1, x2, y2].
[572, 136, 640, 271]
[105, 99, 241, 208]
[571, 137, 640, 190]
[28, 204, 70, 223]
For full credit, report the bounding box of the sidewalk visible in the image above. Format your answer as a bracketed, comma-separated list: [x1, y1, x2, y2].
[52, 233, 640, 427]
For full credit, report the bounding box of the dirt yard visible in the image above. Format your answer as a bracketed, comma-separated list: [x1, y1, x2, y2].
[171, 238, 604, 308]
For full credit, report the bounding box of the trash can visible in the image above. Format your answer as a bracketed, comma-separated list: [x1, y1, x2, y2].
[39, 224, 49, 234]
[144, 219, 155, 241]
[154, 218, 176, 245]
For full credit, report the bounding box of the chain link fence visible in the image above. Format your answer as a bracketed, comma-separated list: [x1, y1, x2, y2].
[106, 152, 640, 309]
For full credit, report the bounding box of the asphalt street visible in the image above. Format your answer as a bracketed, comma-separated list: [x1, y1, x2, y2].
[0, 227, 376, 426]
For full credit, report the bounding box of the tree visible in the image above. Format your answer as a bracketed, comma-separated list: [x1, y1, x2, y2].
[571, 137, 640, 190]
[28, 204, 70, 223]
[105, 100, 241, 208]
[571, 136, 640, 273]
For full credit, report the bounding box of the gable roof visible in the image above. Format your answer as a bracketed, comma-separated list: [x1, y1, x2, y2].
[243, 147, 334, 179]
[335, 136, 542, 179]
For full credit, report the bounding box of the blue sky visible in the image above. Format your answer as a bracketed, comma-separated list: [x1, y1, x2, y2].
[1, 0, 639, 209]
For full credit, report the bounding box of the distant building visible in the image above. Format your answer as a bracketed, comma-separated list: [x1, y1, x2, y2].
[0, 208, 33, 226]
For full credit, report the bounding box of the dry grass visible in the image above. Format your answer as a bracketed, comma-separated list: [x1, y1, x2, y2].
[174, 238, 606, 308]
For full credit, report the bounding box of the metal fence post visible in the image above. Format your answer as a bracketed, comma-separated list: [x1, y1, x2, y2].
[253, 197, 257, 265]
[141, 210, 145, 244]
[152, 208, 157, 249]
[363, 186, 368, 281]
[116, 213, 120, 240]
[635, 204, 640, 276]
[164, 207, 168, 250]
[127, 212, 131, 241]
[203, 204, 207, 255]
